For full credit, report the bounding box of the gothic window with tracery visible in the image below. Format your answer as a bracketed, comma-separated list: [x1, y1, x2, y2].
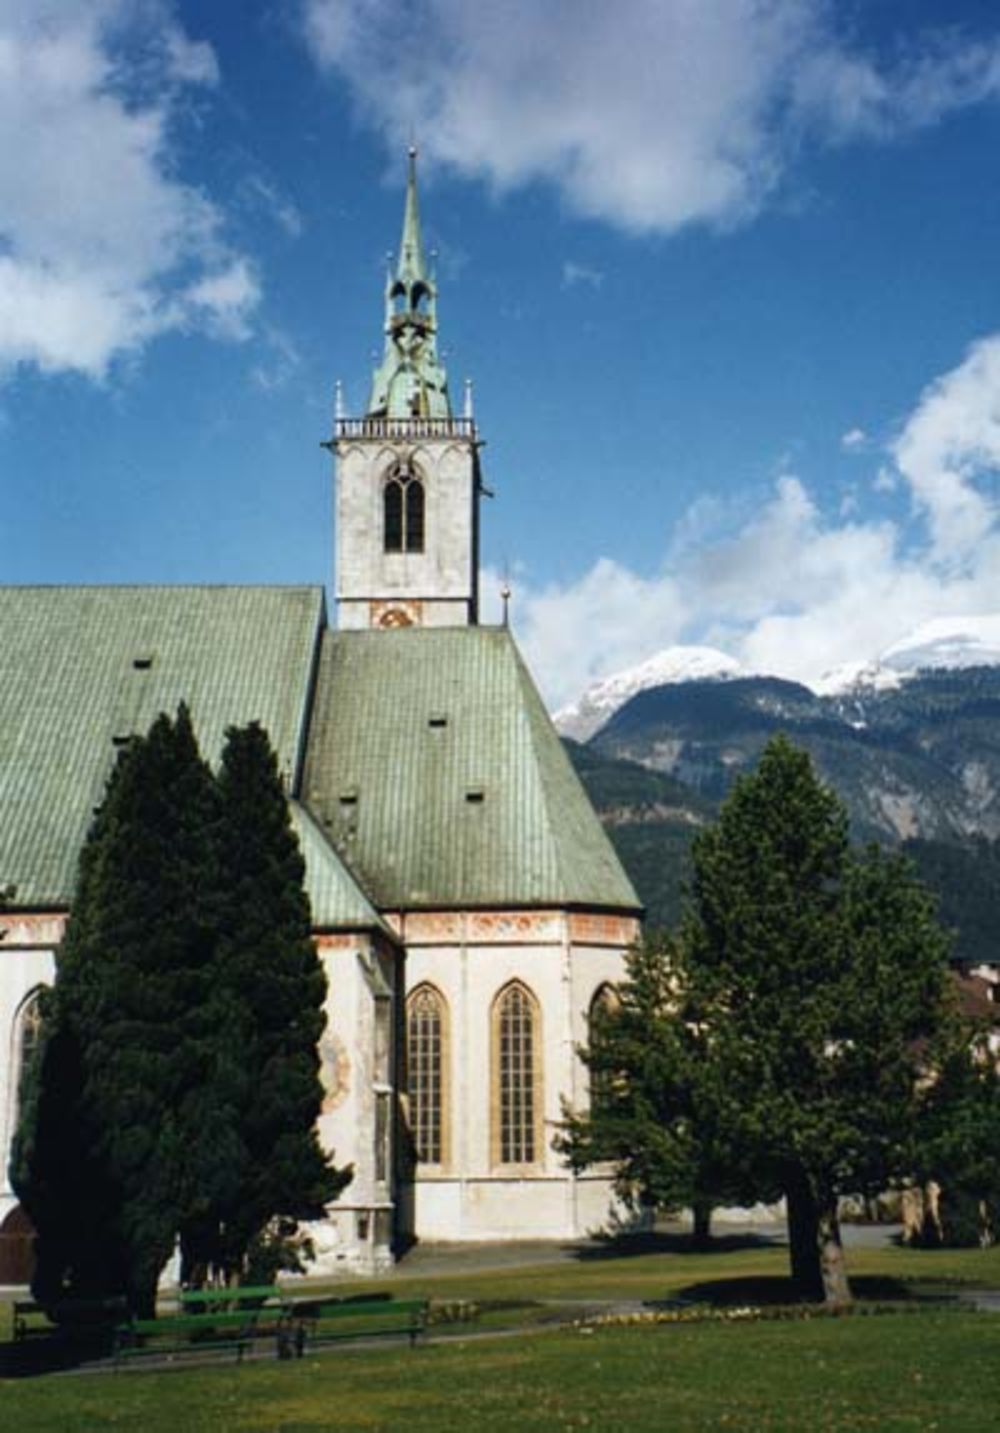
[383, 465, 425, 553]
[588, 983, 620, 1114]
[493, 982, 542, 1166]
[407, 984, 447, 1165]
[9, 990, 43, 1129]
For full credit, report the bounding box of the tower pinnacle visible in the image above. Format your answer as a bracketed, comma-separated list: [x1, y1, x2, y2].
[397, 146, 427, 288]
[366, 149, 451, 420]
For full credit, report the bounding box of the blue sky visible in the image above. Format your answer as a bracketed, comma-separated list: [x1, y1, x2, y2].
[3, 1, 1000, 706]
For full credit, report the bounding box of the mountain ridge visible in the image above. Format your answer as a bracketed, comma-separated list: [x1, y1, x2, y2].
[555, 614, 1000, 740]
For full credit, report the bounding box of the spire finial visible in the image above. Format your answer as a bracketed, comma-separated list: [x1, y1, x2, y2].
[397, 145, 427, 285]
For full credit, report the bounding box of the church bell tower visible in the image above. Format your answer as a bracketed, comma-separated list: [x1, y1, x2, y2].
[330, 149, 482, 630]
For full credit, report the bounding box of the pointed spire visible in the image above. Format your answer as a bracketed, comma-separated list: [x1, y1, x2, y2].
[397, 146, 428, 287]
[366, 148, 451, 420]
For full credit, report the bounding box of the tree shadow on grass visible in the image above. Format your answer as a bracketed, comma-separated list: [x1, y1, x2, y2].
[573, 1231, 782, 1262]
[658, 1273, 951, 1309]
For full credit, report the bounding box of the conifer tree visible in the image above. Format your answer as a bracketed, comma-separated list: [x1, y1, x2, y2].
[566, 735, 955, 1306]
[180, 722, 348, 1280]
[686, 737, 954, 1303]
[915, 1032, 1000, 1246]
[12, 706, 220, 1315]
[559, 932, 762, 1245]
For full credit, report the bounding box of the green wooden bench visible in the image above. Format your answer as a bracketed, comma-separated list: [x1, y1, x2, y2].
[12, 1301, 47, 1341]
[115, 1309, 272, 1364]
[288, 1296, 429, 1353]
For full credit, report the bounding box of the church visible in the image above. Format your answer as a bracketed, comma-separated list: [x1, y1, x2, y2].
[0, 155, 641, 1280]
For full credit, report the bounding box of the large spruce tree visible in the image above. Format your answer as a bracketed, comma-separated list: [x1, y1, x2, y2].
[567, 735, 956, 1306]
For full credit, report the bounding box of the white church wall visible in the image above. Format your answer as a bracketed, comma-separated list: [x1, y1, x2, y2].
[336, 438, 476, 629]
[402, 910, 639, 1242]
[308, 932, 399, 1275]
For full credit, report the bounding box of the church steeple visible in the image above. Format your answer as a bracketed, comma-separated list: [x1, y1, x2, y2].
[333, 153, 482, 631]
[367, 148, 451, 420]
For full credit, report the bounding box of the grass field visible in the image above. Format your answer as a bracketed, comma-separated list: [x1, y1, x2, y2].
[3, 1238, 999, 1430]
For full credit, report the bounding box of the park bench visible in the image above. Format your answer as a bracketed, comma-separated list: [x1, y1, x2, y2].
[286, 1295, 429, 1353]
[115, 1310, 255, 1364]
[114, 1286, 289, 1364]
[12, 1300, 48, 1341]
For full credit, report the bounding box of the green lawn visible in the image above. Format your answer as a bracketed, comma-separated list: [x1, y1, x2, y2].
[303, 1236, 1000, 1306]
[1, 1312, 996, 1431]
[3, 1240, 999, 1430]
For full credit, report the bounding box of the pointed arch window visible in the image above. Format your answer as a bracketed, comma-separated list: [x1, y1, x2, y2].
[492, 982, 543, 1167]
[407, 984, 448, 1167]
[7, 989, 44, 1145]
[588, 983, 620, 1115]
[383, 463, 425, 554]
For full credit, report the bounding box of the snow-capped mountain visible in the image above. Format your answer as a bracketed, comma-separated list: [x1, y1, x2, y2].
[555, 646, 744, 741]
[814, 615, 1000, 696]
[556, 616, 1000, 738]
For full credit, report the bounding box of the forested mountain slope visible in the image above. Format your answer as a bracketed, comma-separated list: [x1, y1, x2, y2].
[564, 668, 1000, 959]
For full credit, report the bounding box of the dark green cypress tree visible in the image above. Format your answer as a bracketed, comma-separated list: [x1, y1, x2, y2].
[12, 706, 220, 1316]
[180, 721, 348, 1282]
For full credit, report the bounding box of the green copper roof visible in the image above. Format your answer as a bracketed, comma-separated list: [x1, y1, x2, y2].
[302, 626, 640, 912]
[366, 150, 451, 421]
[0, 586, 325, 908]
[0, 589, 636, 924]
[287, 800, 389, 934]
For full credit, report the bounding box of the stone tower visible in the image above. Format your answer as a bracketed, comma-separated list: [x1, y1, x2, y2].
[332, 150, 482, 630]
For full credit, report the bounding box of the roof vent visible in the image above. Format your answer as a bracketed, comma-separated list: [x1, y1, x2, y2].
[428, 714, 448, 729]
[465, 788, 485, 805]
[111, 734, 132, 748]
[339, 792, 358, 807]
[132, 657, 153, 671]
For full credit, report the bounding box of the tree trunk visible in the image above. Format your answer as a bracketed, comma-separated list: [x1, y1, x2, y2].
[783, 1167, 824, 1302]
[691, 1199, 712, 1250]
[817, 1197, 852, 1308]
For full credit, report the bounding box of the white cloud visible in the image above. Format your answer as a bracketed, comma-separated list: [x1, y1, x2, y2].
[891, 334, 1000, 564]
[501, 339, 1000, 708]
[301, 0, 1000, 235]
[793, 31, 1000, 142]
[178, 259, 260, 340]
[561, 261, 603, 290]
[841, 427, 866, 451]
[240, 174, 305, 239]
[250, 326, 302, 392]
[0, 0, 258, 380]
